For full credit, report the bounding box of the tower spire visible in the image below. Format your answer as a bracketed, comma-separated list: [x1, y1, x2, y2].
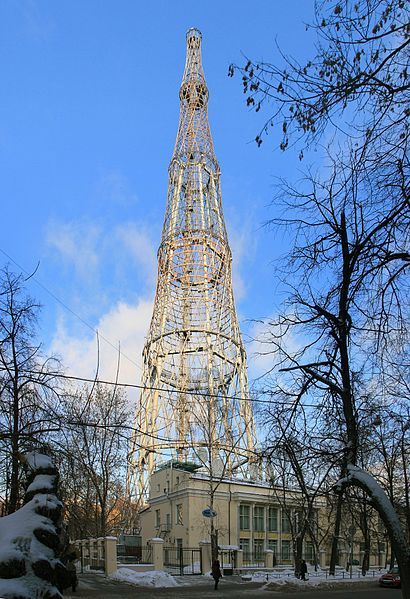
[173, 28, 214, 162]
[128, 29, 255, 502]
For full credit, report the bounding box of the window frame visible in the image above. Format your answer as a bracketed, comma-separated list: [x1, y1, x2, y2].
[239, 504, 250, 530]
[253, 506, 265, 532]
[281, 510, 292, 533]
[268, 507, 278, 531]
[281, 539, 291, 561]
[253, 538, 264, 560]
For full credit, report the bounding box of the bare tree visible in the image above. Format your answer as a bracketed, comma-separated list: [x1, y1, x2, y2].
[231, 1, 409, 592]
[231, 0, 409, 154]
[262, 396, 339, 574]
[188, 390, 254, 563]
[269, 149, 408, 575]
[58, 383, 130, 539]
[0, 267, 62, 514]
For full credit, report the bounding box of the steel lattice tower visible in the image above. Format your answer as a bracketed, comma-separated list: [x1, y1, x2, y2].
[129, 28, 255, 500]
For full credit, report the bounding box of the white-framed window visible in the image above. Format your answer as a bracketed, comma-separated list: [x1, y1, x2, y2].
[268, 507, 278, 531]
[239, 505, 250, 530]
[155, 509, 160, 527]
[240, 538, 250, 560]
[253, 506, 265, 531]
[305, 541, 314, 562]
[281, 540, 291, 561]
[281, 510, 291, 533]
[254, 539, 264, 561]
[268, 539, 277, 555]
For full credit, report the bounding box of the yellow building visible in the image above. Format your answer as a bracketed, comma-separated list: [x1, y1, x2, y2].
[140, 461, 327, 566]
[140, 461, 388, 570]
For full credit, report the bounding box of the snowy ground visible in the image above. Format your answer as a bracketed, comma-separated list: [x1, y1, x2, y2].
[110, 565, 384, 590]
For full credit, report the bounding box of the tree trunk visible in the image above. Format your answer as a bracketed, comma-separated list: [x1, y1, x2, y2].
[329, 492, 343, 575]
[8, 376, 20, 514]
[361, 505, 370, 576]
[294, 535, 303, 578]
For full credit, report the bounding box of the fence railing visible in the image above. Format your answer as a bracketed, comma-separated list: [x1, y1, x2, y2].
[242, 552, 266, 568]
[75, 537, 117, 576]
[117, 545, 153, 564]
[163, 546, 201, 575]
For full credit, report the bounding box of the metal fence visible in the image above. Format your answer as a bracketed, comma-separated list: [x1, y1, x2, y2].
[163, 546, 201, 575]
[78, 544, 105, 572]
[242, 552, 266, 568]
[219, 550, 235, 574]
[117, 545, 153, 565]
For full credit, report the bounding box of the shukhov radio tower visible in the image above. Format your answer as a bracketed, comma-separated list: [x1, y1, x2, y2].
[129, 28, 255, 499]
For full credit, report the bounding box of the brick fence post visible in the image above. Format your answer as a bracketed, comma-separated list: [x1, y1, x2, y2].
[264, 549, 274, 568]
[104, 536, 118, 576]
[234, 548, 243, 571]
[149, 538, 164, 570]
[199, 540, 212, 574]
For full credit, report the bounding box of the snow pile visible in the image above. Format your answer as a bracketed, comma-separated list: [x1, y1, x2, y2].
[0, 453, 68, 599]
[111, 567, 178, 587]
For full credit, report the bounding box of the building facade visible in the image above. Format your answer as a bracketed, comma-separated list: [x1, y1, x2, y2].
[140, 462, 388, 569]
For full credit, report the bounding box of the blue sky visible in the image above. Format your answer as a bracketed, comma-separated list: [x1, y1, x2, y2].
[1, 1, 317, 387]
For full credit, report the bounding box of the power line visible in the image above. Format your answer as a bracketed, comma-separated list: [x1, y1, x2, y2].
[0, 248, 144, 372]
[0, 250, 320, 409]
[0, 365, 318, 407]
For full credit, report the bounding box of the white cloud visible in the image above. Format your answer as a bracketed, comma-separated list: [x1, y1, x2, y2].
[115, 223, 157, 286]
[46, 219, 158, 293]
[228, 222, 257, 302]
[46, 220, 101, 280]
[51, 297, 153, 387]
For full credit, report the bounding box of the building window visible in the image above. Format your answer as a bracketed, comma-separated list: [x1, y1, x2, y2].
[268, 539, 277, 555]
[281, 540, 291, 561]
[305, 541, 314, 562]
[254, 539, 264, 561]
[155, 509, 160, 527]
[166, 513, 171, 529]
[281, 510, 291, 533]
[240, 538, 250, 560]
[176, 504, 183, 525]
[239, 505, 250, 530]
[268, 507, 278, 531]
[253, 506, 265, 531]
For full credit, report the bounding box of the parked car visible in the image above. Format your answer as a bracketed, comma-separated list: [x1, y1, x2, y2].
[379, 567, 401, 588]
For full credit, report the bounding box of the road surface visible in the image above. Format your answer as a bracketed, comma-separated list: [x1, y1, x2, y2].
[63, 572, 401, 598]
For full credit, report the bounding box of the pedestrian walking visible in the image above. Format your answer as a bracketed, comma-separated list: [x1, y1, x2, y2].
[300, 559, 308, 581]
[211, 559, 222, 590]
